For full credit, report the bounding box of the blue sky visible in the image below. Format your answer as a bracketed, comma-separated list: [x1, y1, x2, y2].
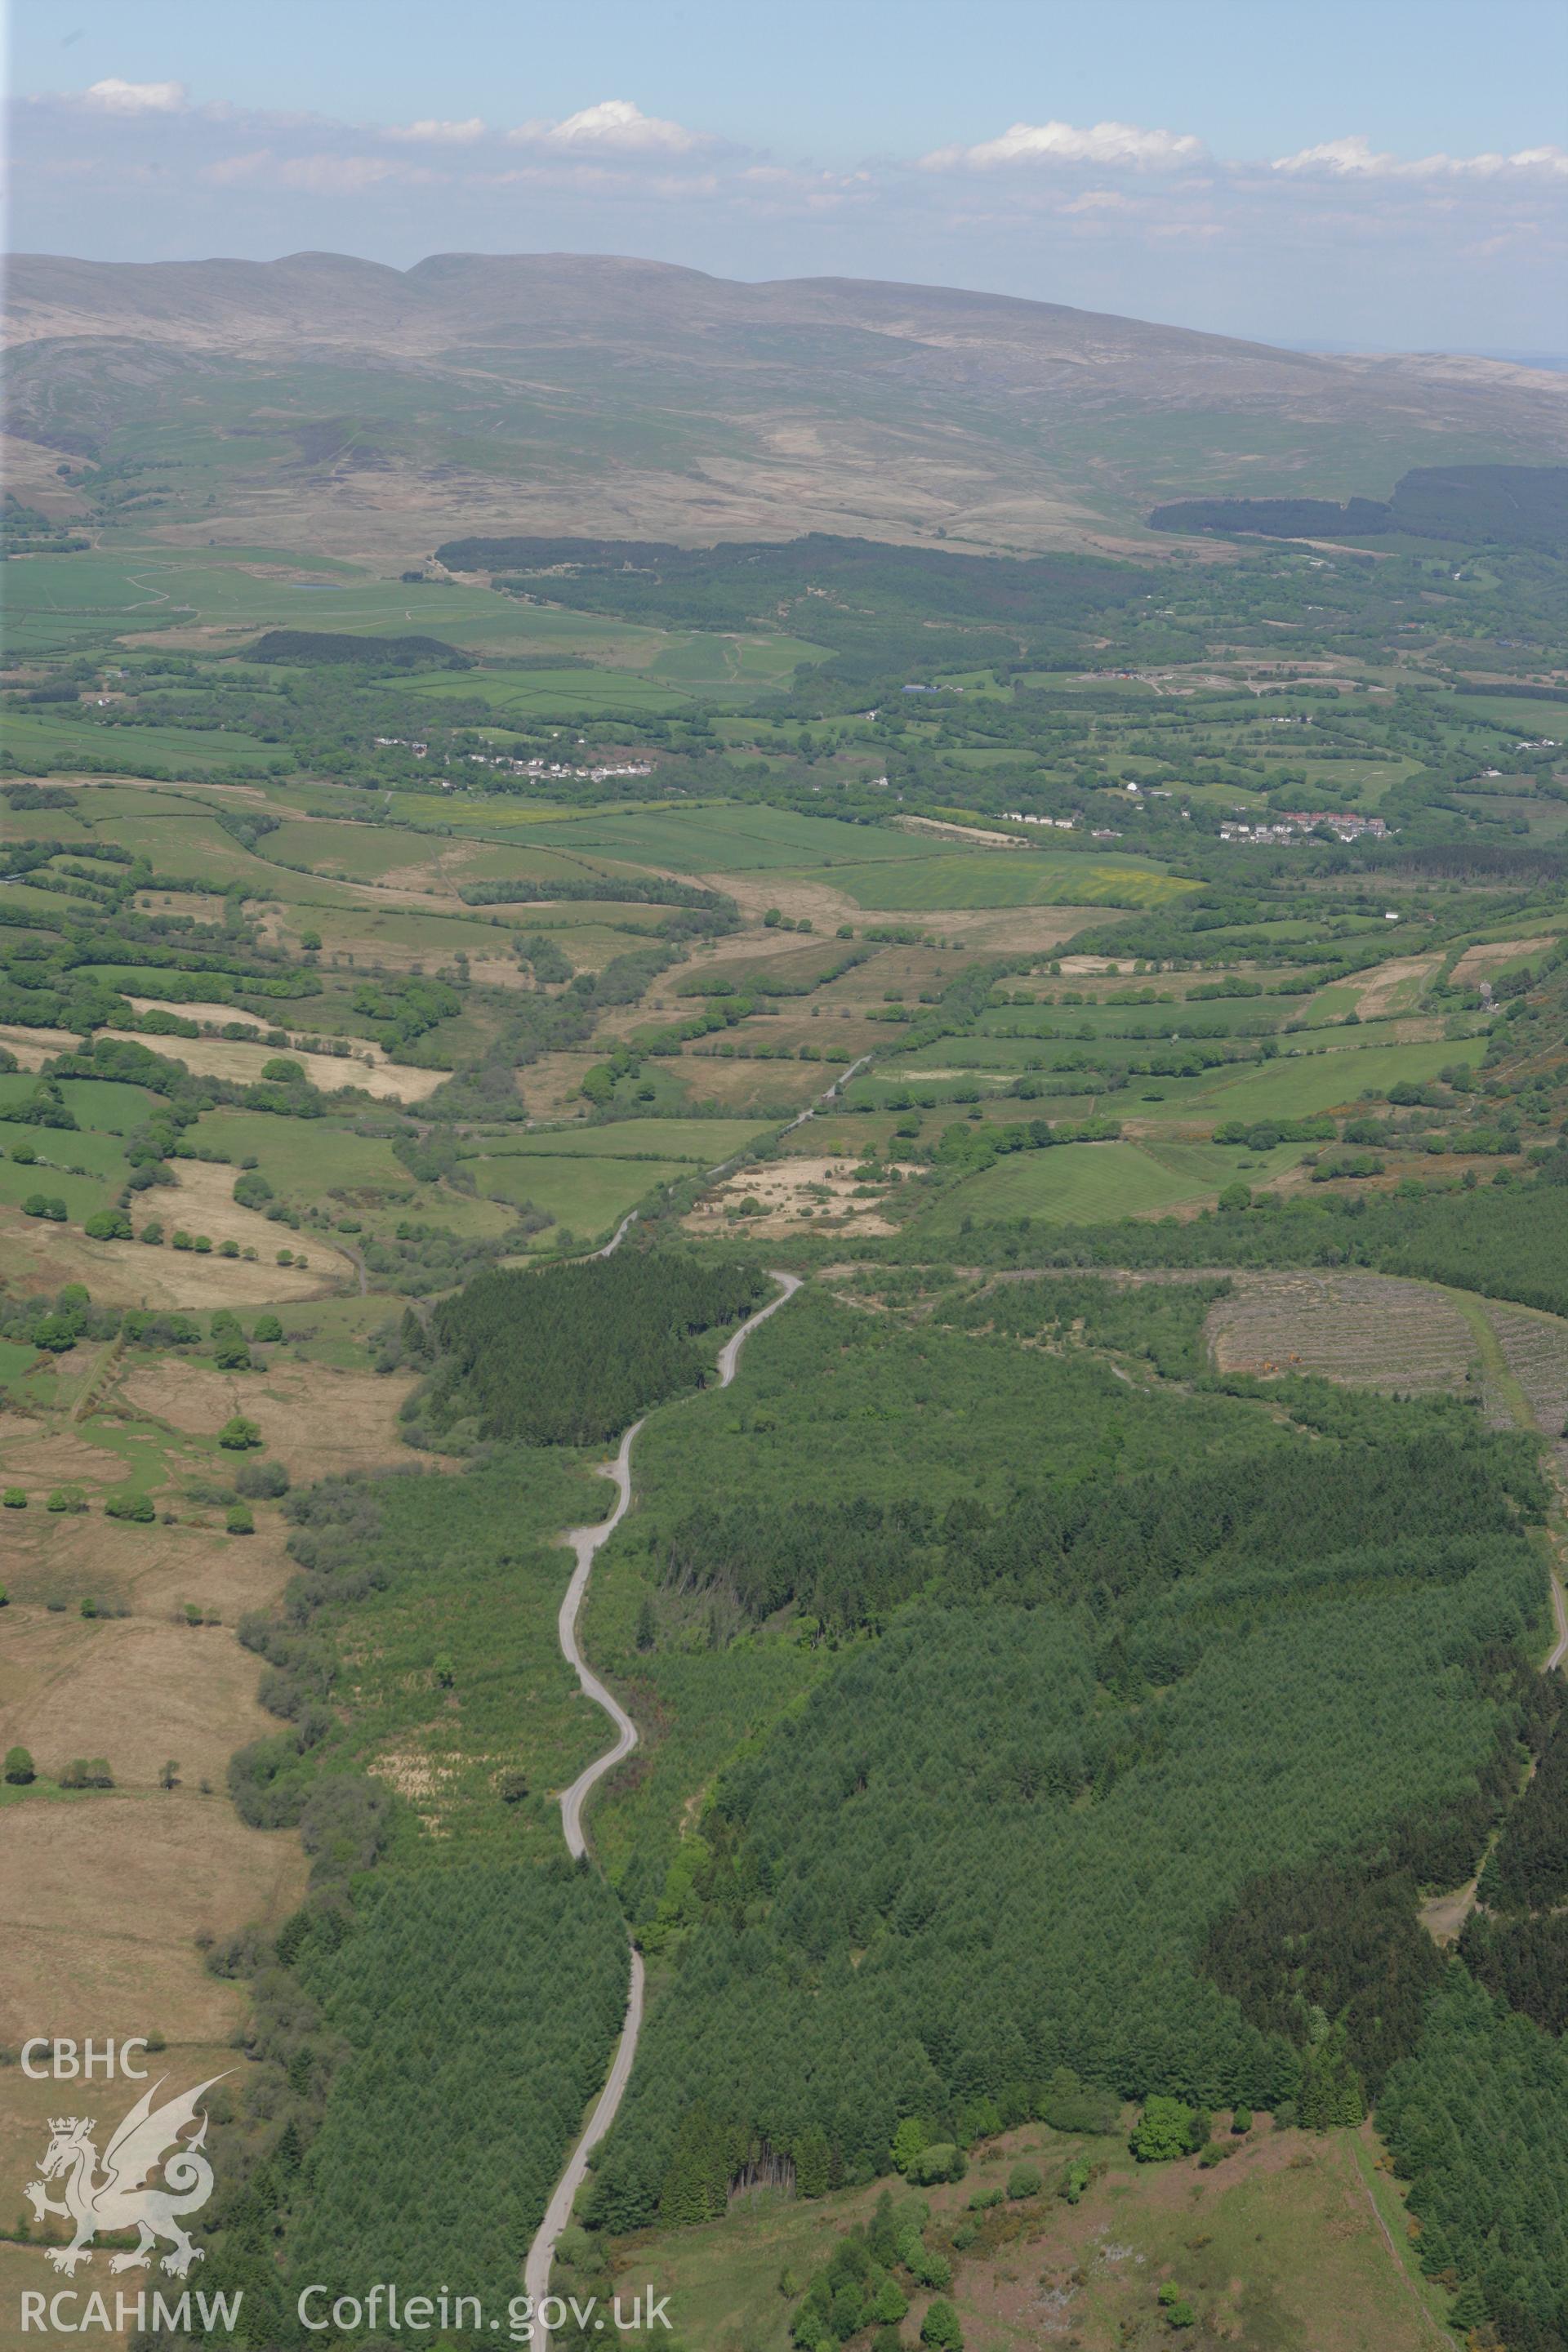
[10, 0, 1567, 348]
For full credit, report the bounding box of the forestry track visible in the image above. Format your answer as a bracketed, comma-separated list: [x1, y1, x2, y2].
[522, 1261, 802, 2340]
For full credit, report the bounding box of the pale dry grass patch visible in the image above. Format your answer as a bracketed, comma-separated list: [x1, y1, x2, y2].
[0, 1608, 282, 1792]
[372, 1744, 461, 1836]
[157, 1157, 358, 1276]
[1451, 935, 1560, 985]
[688, 1153, 917, 1238]
[0, 1501, 290, 1621]
[706, 871, 1115, 956]
[0, 1203, 333, 1305]
[123, 995, 274, 1031]
[0, 1793, 304, 2046]
[114, 1354, 415, 1482]
[0, 1423, 137, 1496]
[0, 1021, 81, 1067]
[95, 1027, 448, 1102]
[134, 889, 232, 923]
[513, 1050, 601, 1120]
[670, 1055, 827, 1112]
[1351, 955, 1441, 1019]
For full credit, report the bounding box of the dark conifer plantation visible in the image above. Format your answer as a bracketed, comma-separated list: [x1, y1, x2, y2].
[423, 1249, 768, 1445]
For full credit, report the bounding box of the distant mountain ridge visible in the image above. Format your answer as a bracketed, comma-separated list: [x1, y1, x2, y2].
[7, 250, 1567, 556]
[0, 250, 1341, 372]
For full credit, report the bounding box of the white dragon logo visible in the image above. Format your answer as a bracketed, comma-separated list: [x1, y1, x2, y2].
[25, 2074, 227, 2278]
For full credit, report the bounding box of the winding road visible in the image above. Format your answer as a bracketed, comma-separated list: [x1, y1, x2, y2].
[522, 1269, 802, 2341]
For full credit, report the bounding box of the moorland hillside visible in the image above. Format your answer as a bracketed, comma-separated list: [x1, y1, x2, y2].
[7, 249, 1567, 554]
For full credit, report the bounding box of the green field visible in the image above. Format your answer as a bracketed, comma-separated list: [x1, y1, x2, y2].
[19, 1078, 158, 1132]
[106, 810, 317, 892]
[481, 1117, 774, 1164]
[0, 1334, 42, 1381]
[1, 545, 644, 658]
[0, 1120, 127, 1178]
[257, 817, 621, 895]
[261, 817, 460, 882]
[922, 1136, 1309, 1231]
[404, 667, 694, 719]
[56, 782, 216, 823]
[266, 900, 659, 968]
[473, 1152, 690, 1241]
[0, 1156, 114, 1222]
[815, 848, 1198, 910]
[191, 1110, 406, 1193]
[0, 803, 97, 846]
[0, 706, 279, 773]
[1143, 1034, 1489, 1125]
[407, 641, 824, 716]
[1298, 982, 1366, 1024]
[0, 544, 826, 693]
[648, 631, 827, 688]
[537, 803, 936, 875]
[978, 997, 1283, 1039]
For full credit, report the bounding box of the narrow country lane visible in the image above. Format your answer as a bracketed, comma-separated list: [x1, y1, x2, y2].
[523, 1271, 803, 2343]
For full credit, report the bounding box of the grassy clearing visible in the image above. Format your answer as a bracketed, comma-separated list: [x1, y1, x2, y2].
[1300, 981, 1365, 1024]
[253, 822, 606, 894]
[107, 810, 317, 893]
[600, 2120, 1433, 2352]
[978, 997, 1282, 1040]
[0, 804, 97, 847]
[265, 1450, 613, 1850]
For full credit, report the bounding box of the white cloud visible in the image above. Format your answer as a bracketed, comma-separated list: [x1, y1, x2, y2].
[1273, 133, 1568, 179]
[81, 77, 187, 114]
[383, 117, 487, 145]
[510, 98, 702, 154]
[200, 149, 429, 195]
[924, 118, 1205, 172]
[201, 149, 274, 187]
[276, 154, 407, 194]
